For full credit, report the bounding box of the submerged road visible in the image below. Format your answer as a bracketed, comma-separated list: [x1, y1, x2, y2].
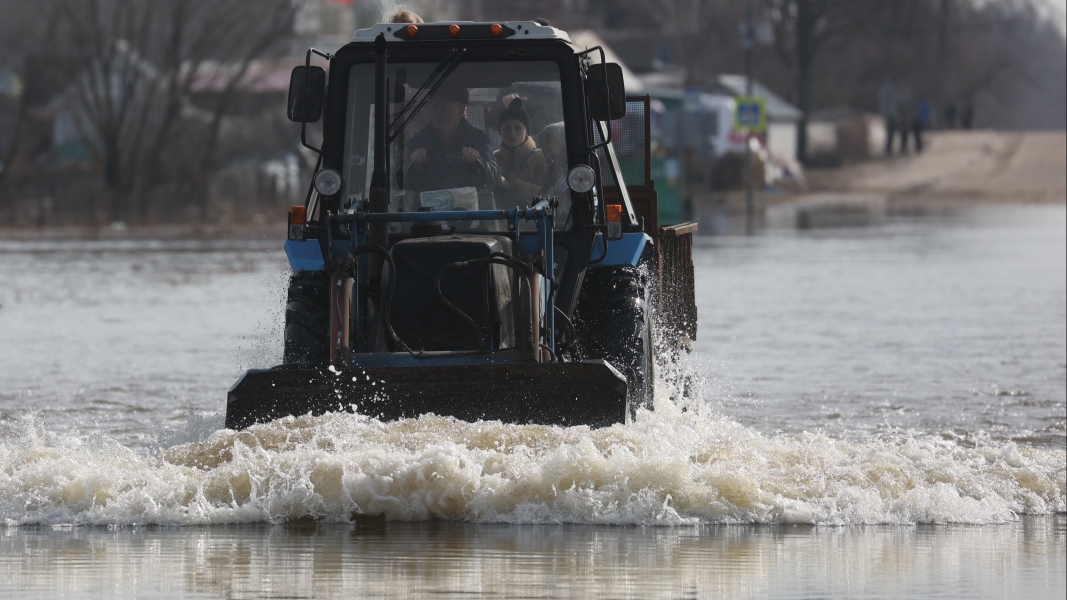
[0, 156, 1064, 598]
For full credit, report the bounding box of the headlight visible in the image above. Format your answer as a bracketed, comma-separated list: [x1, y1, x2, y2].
[567, 165, 596, 193]
[313, 168, 342, 196]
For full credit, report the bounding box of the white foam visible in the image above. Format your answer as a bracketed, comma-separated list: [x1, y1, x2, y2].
[152, 414, 227, 450]
[1, 409, 1062, 527]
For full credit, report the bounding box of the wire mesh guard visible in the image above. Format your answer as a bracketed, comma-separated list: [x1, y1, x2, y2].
[593, 99, 650, 189]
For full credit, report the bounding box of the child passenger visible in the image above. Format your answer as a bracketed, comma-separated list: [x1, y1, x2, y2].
[493, 99, 547, 209]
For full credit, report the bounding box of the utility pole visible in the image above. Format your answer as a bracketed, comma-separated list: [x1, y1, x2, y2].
[743, 0, 755, 233]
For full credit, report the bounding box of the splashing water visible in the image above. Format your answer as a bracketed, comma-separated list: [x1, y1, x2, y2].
[2, 396, 1062, 527]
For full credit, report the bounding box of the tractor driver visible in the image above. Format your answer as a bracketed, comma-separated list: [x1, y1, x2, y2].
[404, 82, 501, 195]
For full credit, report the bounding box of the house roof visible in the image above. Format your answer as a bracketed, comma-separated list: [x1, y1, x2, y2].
[711, 75, 802, 121]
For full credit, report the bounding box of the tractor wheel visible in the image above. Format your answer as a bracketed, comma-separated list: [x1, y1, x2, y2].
[283, 270, 330, 366]
[573, 265, 654, 421]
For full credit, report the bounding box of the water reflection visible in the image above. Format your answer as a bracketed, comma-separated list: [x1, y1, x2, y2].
[2, 517, 1063, 599]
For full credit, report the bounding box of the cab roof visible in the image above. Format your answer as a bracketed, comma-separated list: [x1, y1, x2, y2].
[351, 21, 571, 43]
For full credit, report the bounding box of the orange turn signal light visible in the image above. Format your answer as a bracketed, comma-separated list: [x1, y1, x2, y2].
[406, 25, 419, 38]
[289, 205, 307, 224]
[449, 24, 461, 37]
[606, 204, 623, 223]
[490, 23, 503, 36]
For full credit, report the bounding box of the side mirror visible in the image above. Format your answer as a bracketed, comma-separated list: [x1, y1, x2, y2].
[586, 63, 626, 121]
[287, 66, 325, 123]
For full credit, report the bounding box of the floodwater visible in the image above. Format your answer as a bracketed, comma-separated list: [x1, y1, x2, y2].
[0, 205, 1064, 599]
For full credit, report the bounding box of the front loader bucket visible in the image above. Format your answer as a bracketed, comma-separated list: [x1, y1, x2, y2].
[225, 360, 628, 430]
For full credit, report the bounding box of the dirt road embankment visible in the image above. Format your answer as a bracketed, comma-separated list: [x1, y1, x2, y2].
[807, 131, 1067, 208]
[693, 131, 1064, 230]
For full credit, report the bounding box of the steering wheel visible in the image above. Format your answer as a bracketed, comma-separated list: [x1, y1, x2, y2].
[406, 147, 483, 194]
[425, 147, 465, 157]
[421, 147, 468, 166]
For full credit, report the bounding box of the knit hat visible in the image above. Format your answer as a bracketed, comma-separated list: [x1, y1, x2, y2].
[497, 98, 531, 133]
[435, 81, 469, 105]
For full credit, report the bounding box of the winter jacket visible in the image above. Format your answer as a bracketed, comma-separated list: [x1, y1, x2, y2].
[493, 135, 548, 209]
[404, 118, 501, 193]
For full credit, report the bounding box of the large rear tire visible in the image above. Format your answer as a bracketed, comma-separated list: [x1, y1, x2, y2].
[283, 270, 330, 366]
[573, 265, 653, 421]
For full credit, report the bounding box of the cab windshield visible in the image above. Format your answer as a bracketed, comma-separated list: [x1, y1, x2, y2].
[344, 60, 571, 230]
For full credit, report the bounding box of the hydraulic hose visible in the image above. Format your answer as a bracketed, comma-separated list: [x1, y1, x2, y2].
[435, 252, 541, 358]
[587, 233, 609, 265]
[349, 245, 527, 359]
[586, 151, 610, 266]
[486, 252, 541, 360]
[553, 305, 576, 357]
[434, 263, 489, 352]
[348, 243, 419, 357]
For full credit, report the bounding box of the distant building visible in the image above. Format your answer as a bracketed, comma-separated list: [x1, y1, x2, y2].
[633, 73, 805, 198]
[707, 74, 803, 166]
[805, 107, 887, 166]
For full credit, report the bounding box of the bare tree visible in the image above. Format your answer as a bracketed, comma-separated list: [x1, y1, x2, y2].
[0, 1, 62, 203]
[43, 0, 294, 221]
[766, 0, 886, 163]
[0, 0, 295, 223]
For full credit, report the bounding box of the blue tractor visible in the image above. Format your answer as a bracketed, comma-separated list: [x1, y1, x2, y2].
[225, 20, 697, 430]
